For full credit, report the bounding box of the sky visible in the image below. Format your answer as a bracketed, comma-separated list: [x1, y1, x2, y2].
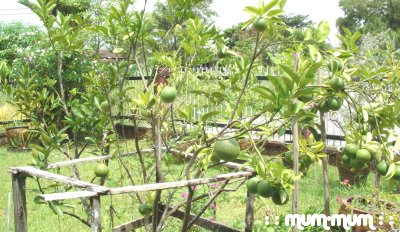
[0, 0, 343, 44]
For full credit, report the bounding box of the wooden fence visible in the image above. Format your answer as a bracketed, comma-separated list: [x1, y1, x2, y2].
[9, 148, 254, 232]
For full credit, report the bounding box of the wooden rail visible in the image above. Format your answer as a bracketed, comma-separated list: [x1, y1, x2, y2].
[47, 149, 154, 169]
[113, 205, 241, 232]
[109, 171, 252, 195]
[9, 166, 108, 193]
[0, 119, 31, 126]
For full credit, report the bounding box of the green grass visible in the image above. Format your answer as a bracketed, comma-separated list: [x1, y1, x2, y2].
[0, 146, 397, 231]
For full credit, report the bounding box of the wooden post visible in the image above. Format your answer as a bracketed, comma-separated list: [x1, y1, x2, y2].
[291, 116, 299, 232]
[90, 196, 102, 232]
[320, 112, 331, 217]
[12, 173, 27, 232]
[244, 191, 255, 232]
[291, 53, 300, 232]
[7, 192, 11, 232]
[318, 70, 331, 218]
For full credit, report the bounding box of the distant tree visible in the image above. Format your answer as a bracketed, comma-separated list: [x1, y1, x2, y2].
[53, 0, 91, 15]
[153, 0, 216, 31]
[337, 0, 400, 34]
[152, 0, 217, 50]
[223, 14, 313, 64]
[0, 22, 43, 66]
[279, 13, 313, 29]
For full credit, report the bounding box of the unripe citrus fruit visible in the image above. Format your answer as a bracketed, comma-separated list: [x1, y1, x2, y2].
[327, 97, 343, 111]
[298, 94, 313, 103]
[393, 165, 400, 181]
[355, 149, 372, 162]
[301, 154, 316, 166]
[343, 144, 359, 157]
[257, 180, 276, 198]
[318, 100, 330, 113]
[252, 17, 268, 32]
[139, 108, 150, 118]
[376, 161, 388, 176]
[272, 188, 289, 205]
[341, 154, 351, 166]
[210, 153, 220, 163]
[246, 177, 261, 194]
[138, 203, 152, 215]
[329, 78, 345, 91]
[350, 158, 365, 169]
[94, 163, 109, 177]
[284, 151, 293, 164]
[213, 138, 240, 162]
[160, 86, 177, 103]
[217, 49, 227, 59]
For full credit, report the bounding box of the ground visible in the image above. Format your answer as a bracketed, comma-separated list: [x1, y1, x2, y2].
[0, 147, 393, 231]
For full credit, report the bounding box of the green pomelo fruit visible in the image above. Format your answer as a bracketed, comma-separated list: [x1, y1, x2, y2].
[94, 163, 109, 177]
[160, 86, 178, 103]
[213, 138, 240, 162]
[257, 180, 276, 198]
[252, 17, 268, 32]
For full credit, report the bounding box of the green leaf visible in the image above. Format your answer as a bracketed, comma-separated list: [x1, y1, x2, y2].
[252, 86, 276, 102]
[49, 202, 63, 218]
[307, 45, 320, 62]
[385, 163, 396, 179]
[267, 9, 284, 17]
[201, 111, 221, 122]
[279, 64, 299, 84]
[304, 62, 322, 79]
[281, 75, 294, 92]
[304, 28, 313, 41]
[393, 136, 400, 151]
[71, 107, 84, 118]
[315, 20, 330, 43]
[262, 0, 279, 15]
[279, 0, 287, 8]
[268, 75, 287, 96]
[243, 6, 260, 15]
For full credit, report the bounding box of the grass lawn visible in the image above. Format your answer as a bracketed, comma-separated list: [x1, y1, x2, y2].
[0, 146, 397, 231]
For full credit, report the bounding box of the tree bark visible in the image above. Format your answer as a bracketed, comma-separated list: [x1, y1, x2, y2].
[12, 173, 27, 232]
[244, 191, 255, 232]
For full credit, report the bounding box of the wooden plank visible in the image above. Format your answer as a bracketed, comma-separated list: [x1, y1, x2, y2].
[10, 166, 108, 193]
[40, 191, 98, 202]
[159, 204, 240, 232]
[169, 149, 254, 172]
[47, 149, 154, 169]
[113, 217, 151, 232]
[12, 173, 27, 232]
[90, 196, 102, 232]
[110, 171, 252, 195]
[173, 119, 345, 141]
[0, 119, 30, 126]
